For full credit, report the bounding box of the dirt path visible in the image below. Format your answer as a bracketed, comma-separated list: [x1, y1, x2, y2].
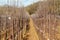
[28, 18, 39, 40]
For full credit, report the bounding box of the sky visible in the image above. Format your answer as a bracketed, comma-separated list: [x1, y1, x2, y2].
[0, 0, 40, 7]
